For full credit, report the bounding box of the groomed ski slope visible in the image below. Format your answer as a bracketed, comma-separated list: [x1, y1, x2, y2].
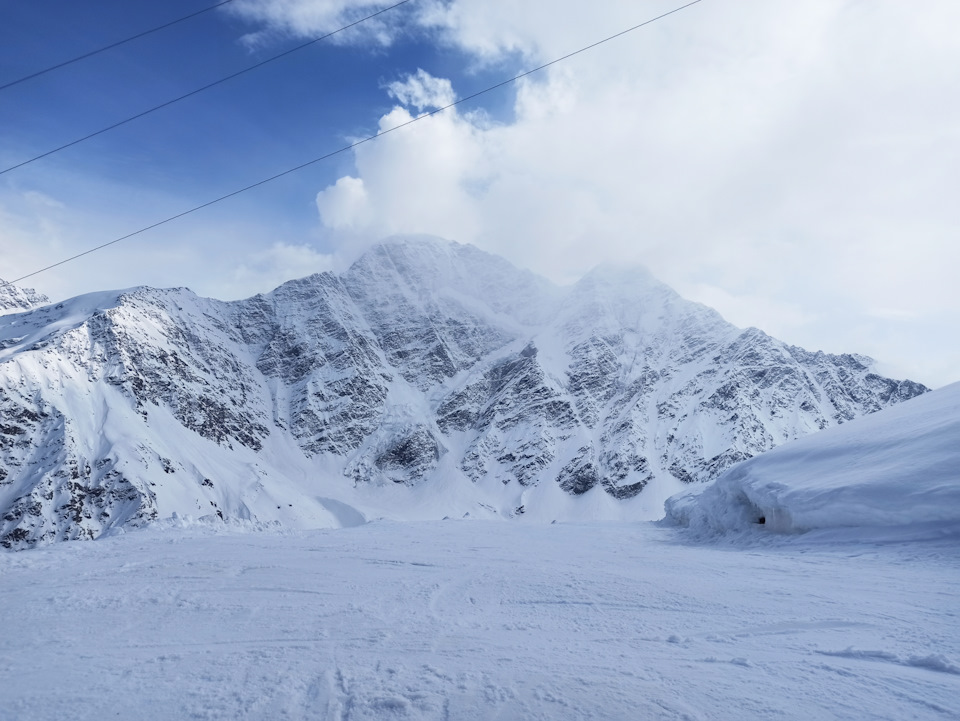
[1, 519, 958, 720]
[665, 381, 960, 536]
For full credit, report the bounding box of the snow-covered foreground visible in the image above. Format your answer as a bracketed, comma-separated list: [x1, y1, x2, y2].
[2, 521, 958, 720]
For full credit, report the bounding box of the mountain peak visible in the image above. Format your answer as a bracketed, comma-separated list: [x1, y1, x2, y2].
[345, 236, 560, 328]
[350, 235, 522, 283]
[555, 262, 729, 346]
[374, 233, 465, 252]
[0, 240, 930, 548]
[0, 279, 50, 316]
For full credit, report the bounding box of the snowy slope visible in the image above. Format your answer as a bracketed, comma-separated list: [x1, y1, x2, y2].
[1, 520, 957, 720]
[0, 237, 929, 547]
[665, 381, 960, 535]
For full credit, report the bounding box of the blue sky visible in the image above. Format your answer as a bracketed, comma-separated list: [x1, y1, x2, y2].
[1, 0, 959, 388]
[0, 0, 512, 243]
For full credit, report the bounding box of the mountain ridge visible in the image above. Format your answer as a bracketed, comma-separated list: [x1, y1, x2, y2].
[0, 279, 49, 316]
[0, 236, 928, 548]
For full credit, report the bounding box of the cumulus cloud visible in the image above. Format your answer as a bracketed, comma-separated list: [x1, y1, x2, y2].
[227, 241, 335, 295]
[316, 176, 370, 230]
[315, 99, 490, 242]
[6, 0, 956, 386]
[385, 69, 456, 112]
[227, 0, 416, 47]
[305, 0, 960, 386]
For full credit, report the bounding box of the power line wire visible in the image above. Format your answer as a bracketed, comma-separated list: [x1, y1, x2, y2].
[0, 0, 413, 176]
[3, 0, 705, 288]
[0, 0, 239, 92]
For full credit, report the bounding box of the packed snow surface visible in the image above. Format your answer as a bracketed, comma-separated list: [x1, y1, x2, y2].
[665, 381, 960, 536]
[1, 520, 958, 720]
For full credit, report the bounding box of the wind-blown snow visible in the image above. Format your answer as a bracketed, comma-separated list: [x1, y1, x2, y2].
[665, 381, 960, 536]
[0, 521, 957, 720]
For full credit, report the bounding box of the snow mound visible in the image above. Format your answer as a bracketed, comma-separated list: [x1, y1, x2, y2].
[664, 381, 960, 535]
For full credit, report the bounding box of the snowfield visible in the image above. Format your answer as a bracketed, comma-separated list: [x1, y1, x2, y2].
[665, 381, 960, 537]
[1, 519, 958, 720]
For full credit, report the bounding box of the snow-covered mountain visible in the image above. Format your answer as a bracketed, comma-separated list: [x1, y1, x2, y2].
[0, 279, 48, 316]
[0, 236, 928, 548]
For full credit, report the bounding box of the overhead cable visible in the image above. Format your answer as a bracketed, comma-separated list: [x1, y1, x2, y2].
[0, 0, 239, 92]
[0, 0, 413, 176]
[3, 0, 705, 287]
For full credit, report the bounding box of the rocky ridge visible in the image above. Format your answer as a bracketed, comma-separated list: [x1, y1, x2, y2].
[0, 237, 928, 547]
[0, 279, 49, 316]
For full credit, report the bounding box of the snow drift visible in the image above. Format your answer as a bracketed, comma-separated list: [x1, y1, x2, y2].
[665, 381, 960, 535]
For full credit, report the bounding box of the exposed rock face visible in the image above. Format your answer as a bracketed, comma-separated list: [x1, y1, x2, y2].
[0, 237, 929, 547]
[0, 279, 49, 316]
[230, 274, 392, 456]
[341, 241, 557, 390]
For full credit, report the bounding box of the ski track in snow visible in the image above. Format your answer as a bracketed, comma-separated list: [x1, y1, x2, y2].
[1, 521, 958, 720]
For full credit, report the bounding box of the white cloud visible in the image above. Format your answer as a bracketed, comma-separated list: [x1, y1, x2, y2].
[315, 103, 488, 241]
[0, 192, 71, 285]
[316, 176, 370, 230]
[4, 0, 958, 387]
[227, 0, 414, 47]
[227, 241, 336, 296]
[385, 69, 456, 112]
[305, 0, 960, 386]
[677, 283, 818, 338]
[0, 183, 334, 303]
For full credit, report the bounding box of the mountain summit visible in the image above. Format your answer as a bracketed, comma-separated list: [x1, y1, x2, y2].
[0, 237, 927, 547]
[0, 279, 49, 316]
